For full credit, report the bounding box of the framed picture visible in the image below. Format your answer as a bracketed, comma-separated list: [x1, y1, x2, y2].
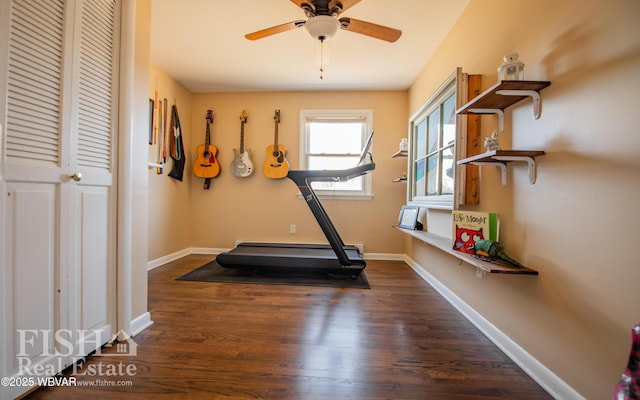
[398, 205, 423, 230]
[148, 98, 154, 145]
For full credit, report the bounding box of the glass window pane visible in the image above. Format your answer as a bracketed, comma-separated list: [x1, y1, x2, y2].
[427, 109, 440, 153]
[415, 119, 427, 159]
[308, 156, 359, 170]
[407, 71, 459, 206]
[309, 122, 362, 154]
[311, 177, 363, 191]
[441, 147, 455, 195]
[442, 94, 456, 148]
[300, 110, 372, 197]
[308, 156, 362, 191]
[414, 158, 426, 197]
[426, 155, 439, 195]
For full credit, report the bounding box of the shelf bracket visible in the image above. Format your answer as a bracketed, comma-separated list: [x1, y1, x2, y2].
[471, 161, 508, 186]
[467, 108, 505, 132]
[493, 156, 538, 184]
[495, 89, 542, 119]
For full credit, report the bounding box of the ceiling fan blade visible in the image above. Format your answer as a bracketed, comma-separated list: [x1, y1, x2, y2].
[339, 17, 402, 42]
[245, 20, 306, 41]
[329, 0, 361, 14]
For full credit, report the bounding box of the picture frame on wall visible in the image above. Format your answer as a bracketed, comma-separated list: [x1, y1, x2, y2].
[398, 205, 423, 230]
[148, 98, 154, 145]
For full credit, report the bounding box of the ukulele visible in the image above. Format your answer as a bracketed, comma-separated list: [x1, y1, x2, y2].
[230, 110, 254, 177]
[192, 110, 220, 179]
[263, 109, 289, 179]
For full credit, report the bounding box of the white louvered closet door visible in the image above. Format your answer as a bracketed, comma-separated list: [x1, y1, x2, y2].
[0, 1, 119, 397]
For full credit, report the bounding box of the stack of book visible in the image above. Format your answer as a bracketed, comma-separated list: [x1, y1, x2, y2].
[451, 210, 499, 255]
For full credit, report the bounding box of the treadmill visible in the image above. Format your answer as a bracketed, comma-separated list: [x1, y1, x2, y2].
[216, 132, 375, 277]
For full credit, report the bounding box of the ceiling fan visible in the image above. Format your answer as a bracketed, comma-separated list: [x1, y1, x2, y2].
[245, 0, 402, 43]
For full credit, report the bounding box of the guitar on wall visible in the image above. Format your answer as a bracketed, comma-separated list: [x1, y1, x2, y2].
[263, 109, 289, 179]
[192, 110, 220, 189]
[230, 110, 254, 178]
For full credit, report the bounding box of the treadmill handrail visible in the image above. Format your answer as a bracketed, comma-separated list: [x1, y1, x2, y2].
[287, 161, 375, 184]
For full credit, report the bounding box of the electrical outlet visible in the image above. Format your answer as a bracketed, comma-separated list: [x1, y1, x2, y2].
[290, 224, 296, 234]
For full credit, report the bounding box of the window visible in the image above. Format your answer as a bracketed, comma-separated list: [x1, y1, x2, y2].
[408, 68, 469, 209]
[299, 110, 373, 199]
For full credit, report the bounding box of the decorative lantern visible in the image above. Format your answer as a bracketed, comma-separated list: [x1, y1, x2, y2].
[497, 53, 525, 81]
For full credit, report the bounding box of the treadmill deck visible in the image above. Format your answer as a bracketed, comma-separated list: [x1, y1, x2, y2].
[216, 242, 365, 275]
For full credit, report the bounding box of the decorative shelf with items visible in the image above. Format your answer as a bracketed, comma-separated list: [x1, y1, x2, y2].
[394, 226, 538, 275]
[456, 80, 551, 131]
[392, 150, 408, 158]
[392, 138, 409, 182]
[455, 71, 550, 186]
[457, 149, 545, 185]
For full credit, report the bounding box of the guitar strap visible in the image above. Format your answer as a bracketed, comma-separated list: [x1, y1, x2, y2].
[168, 104, 186, 181]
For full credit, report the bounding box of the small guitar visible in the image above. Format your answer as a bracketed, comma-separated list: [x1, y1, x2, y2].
[192, 110, 220, 179]
[263, 109, 289, 179]
[230, 110, 254, 177]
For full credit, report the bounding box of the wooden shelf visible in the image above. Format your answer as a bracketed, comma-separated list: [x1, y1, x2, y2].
[394, 226, 538, 275]
[456, 80, 551, 115]
[456, 80, 551, 131]
[392, 150, 408, 158]
[392, 150, 408, 183]
[457, 149, 545, 185]
[457, 149, 545, 164]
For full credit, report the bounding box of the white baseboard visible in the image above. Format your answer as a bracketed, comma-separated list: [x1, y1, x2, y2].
[403, 256, 584, 400]
[147, 247, 402, 274]
[148, 247, 405, 266]
[147, 247, 228, 271]
[130, 312, 153, 336]
[190, 247, 229, 255]
[363, 252, 405, 261]
[147, 248, 192, 271]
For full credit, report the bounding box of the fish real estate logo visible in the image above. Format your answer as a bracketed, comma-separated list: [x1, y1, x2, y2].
[15, 329, 138, 377]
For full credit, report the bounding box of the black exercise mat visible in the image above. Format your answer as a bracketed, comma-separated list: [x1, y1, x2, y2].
[177, 261, 370, 289]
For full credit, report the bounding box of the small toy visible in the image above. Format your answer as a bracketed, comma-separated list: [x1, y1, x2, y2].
[474, 239, 523, 267]
[484, 130, 501, 152]
[613, 323, 640, 399]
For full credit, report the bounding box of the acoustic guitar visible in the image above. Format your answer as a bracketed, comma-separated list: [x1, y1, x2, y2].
[230, 110, 254, 177]
[263, 109, 289, 179]
[192, 110, 220, 179]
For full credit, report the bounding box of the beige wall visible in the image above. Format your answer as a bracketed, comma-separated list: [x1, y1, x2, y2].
[147, 64, 194, 261]
[130, 0, 151, 326]
[407, 0, 640, 398]
[147, 88, 408, 257]
[188, 91, 407, 253]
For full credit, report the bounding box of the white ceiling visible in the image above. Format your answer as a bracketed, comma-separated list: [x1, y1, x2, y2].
[150, 0, 470, 93]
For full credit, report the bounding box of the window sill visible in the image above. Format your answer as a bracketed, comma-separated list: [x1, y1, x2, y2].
[408, 197, 454, 210]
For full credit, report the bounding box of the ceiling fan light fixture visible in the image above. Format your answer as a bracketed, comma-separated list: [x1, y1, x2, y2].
[305, 15, 340, 41]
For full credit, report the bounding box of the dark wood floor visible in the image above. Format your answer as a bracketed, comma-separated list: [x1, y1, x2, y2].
[27, 255, 552, 399]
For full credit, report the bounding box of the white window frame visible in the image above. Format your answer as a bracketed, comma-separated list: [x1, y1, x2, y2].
[407, 68, 468, 209]
[299, 109, 373, 200]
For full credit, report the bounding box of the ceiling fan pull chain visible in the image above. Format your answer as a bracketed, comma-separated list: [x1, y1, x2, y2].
[319, 37, 325, 79]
